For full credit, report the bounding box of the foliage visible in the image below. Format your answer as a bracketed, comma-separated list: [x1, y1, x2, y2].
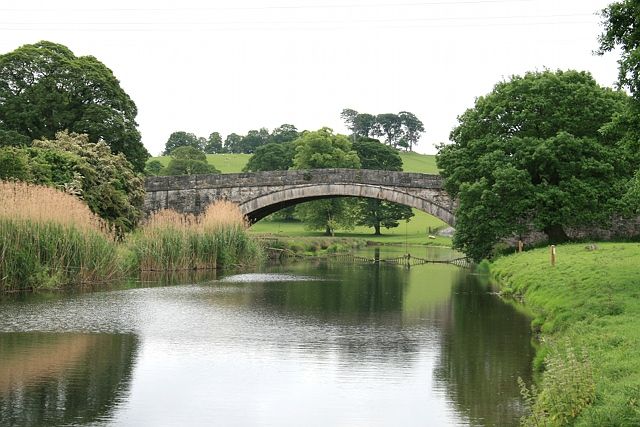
[270, 124, 299, 144]
[437, 70, 631, 260]
[352, 138, 414, 234]
[31, 131, 145, 235]
[243, 142, 295, 172]
[163, 146, 220, 176]
[127, 202, 262, 271]
[0, 132, 144, 235]
[0, 41, 148, 171]
[163, 131, 204, 155]
[292, 127, 360, 169]
[341, 108, 425, 151]
[144, 159, 165, 176]
[203, 132, 223, 154]
[291, 128, 361, 235]
[492, 243, 640, 426]
[519, 344, 596, 426]
[0, 182, 121, 291]
[599, 0, 640, 98]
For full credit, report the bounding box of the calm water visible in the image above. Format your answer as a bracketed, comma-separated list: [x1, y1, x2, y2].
[0, 247, 534, 426]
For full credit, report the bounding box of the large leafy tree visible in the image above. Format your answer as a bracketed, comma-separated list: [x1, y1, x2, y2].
[203, 132, 224, 154]
[352, 138, 414, 234]
[163, 131, 204, 155]
[163, 146, 220, 176]
[243, 142, 295, 172]
[340, 108, 424, 150]
[269, 124, 299, 144]
[599, 1, 640, 213]
[437, 70, 630, 260]
[293, 128, 360, 235]
[0, 41, 148, 172]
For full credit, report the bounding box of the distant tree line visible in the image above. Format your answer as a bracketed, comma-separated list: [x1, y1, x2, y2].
[340, 109, 425, 151]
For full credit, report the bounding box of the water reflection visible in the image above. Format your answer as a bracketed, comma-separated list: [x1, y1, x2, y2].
[0, 247, 533, 426]
[434, 274, 535, 426]
[0, 333, 138, 426]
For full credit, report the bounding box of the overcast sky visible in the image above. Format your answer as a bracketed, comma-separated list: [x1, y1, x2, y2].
[0, 0, 622, 155]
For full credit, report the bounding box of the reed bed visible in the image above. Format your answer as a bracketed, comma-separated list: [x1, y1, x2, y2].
[127, 201, 263, 271]
[0, 182, 121, 291]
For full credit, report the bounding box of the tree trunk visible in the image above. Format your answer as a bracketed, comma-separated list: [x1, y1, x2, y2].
[325, 225, 332, 236]
[543, 224, 569, 244]
[373, 222, 381, 235]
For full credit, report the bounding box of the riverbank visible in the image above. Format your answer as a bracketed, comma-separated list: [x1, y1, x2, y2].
[491, 243, 640, 425]
[0, 183, 263, 292]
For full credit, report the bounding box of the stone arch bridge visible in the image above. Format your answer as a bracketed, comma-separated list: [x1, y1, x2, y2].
[144, 169, 456, 226]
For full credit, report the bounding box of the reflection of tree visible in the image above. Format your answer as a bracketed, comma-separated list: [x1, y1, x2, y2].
[0, 333, 138, 426]
[434, 274, 535, 426]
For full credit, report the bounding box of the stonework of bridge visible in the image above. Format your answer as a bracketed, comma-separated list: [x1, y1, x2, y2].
[143, 169, 456, 226]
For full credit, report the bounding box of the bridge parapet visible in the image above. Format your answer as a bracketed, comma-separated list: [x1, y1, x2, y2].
[144, 169, 444, 192]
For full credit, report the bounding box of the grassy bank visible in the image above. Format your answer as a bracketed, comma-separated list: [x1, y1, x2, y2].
[0, 183, 263, 292]
[491, 243, 640, 425]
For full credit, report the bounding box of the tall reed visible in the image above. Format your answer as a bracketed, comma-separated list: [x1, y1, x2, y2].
[127, 200, 262, 271]
[0, 182, 121, 291]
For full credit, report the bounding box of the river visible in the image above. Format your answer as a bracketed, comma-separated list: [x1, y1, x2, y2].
[0, 246, 534, 426]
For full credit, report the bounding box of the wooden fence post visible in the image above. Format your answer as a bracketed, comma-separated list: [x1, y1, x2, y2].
[550, 245, 556, 266]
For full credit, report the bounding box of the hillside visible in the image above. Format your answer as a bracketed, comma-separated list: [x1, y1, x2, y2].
[148, 151, 439, 174]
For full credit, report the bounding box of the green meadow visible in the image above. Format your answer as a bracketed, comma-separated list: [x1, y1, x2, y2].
[491, 243, 640, 426]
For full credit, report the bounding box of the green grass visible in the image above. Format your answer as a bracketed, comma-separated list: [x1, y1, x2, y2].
[152, 153, 251, 174]
[148, 152, 438, 174]
[491, 243, 640, 426]
[249, 208, 451, 246]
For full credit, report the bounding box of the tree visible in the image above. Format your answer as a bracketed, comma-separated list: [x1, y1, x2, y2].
[144, 160, 165, 176]
[203, 132, 224, 154]
[373, 113, 403, 148]
[293, 128, 361, 235]
[239, 128, 270, 153]
[352, 138, 414, 234]
[398, 111, 425, 151]
[163, 131, 204, 155]
[224, 133, 243, 153]
[437, 70, 630, 260]
[243, 142, 295, 172]
[599, 1, 640, 213]
[269, 124, 299, 144]
[32, 131, 144, 235]
[0, 41, 149, 172]
[163, 146, 220, 176]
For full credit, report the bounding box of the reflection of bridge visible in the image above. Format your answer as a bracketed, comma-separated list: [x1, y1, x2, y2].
[144, 169, 456, 225]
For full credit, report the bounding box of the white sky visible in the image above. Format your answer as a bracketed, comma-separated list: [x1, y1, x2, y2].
[0, 0, 621, 156]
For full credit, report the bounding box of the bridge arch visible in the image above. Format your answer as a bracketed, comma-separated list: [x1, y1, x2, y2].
[239, 183, 456, 226]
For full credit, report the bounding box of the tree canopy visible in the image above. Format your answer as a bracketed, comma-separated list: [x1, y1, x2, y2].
[243, 142, 295, 172]
[0, 41, 149, 172]
[341, 108, 424, 151]
[163, 131, 204, 155]
[292, 128, 360, 235]
[352, 138, 413, 234]
[163, 146, 220, 176]
[437, 69, 631, 260]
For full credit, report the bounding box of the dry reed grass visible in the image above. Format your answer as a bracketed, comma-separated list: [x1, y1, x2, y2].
[0, 181, 112, 238]
[142, 200, 247, 232]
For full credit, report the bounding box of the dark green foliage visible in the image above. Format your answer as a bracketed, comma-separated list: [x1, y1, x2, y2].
[32, 132, 146, 235]
[163, 146, 220, 176]
[352, 138, 414, 234]
[0, 129, 30, 147]
[269, 124, 299, 144]
[341, 108, 424, 151]
[0, 41, 149, 171]
[0, 147, 31, 181]
[292, 128, 361, 235]
[243, 142, 295, 172]
[144, 160, 165, 176]
[437, 70, 631, 260]
[203, 132, 223, 154]
[163, 131, 204, 155]
[223, 133, 243, 153]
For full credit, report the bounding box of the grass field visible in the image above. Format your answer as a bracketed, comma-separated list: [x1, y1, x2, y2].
[491, 243, 640, 426]
[249, 208, 451, 246]
[149, 152, 438, 174]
